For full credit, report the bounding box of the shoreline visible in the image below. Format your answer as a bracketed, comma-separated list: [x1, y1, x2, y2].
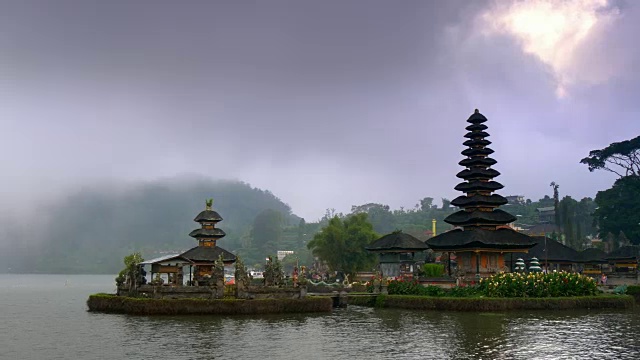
[348, 294, 635, 311]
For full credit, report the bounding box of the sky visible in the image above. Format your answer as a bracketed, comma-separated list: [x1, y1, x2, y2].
[1, 0, 639, 221]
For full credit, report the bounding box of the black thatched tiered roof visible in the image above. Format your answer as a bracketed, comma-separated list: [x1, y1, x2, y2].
[443, 110, 517, 227]
[180, 200, 236, 264]
[427, 228, 535, 251]
[426, 110, 535, 251]
[194, 209, 223, 223]
[189, 202, 226, 241]
[366, 231, 428, 252]
[181, 245, 236, 263]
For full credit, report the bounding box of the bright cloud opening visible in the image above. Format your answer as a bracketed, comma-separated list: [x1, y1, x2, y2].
[481, 0, 619, 98]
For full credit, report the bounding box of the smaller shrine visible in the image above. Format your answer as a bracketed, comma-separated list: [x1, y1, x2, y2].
[181, 199, 236, 285]
[366, 230, 428, 278]
[142, 199, 236, 286]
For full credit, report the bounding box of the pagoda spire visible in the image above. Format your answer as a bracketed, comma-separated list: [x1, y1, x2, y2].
[190, 198, 226, 247]
[445, 110, 516, 229]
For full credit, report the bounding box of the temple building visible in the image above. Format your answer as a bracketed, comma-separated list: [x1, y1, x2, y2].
[181, 199, 236, 283]
[366, 231, 428, 278]
[142, 200, 236, 285]
[426, 110, 535, 278]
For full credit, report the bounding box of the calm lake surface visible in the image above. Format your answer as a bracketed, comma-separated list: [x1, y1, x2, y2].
[1, 274, 639, 360]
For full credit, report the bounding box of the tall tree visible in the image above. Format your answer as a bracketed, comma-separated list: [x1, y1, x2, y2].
[550, 182, 560, 226]
[442, 198, 451, 210]
[420, 197, 434, 211]
[593, 176, 640, 244]
[296, 218, 306, 249]
[618, 231, 631, 248]
[580, 135, 640, 177]
[351, 203, 395, 234]
[306, 213, 378, 277]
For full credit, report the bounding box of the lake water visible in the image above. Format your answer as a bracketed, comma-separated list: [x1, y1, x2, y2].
[1, 274, 639, 360]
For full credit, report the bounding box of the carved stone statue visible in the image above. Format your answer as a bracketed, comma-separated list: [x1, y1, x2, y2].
[210, 255, 225, 298]
[234, 256, 250, 298]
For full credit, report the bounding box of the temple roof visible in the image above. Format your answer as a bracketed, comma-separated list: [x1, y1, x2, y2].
[189, 228, 226, 239]
[578, 247, 608, 264]
[463, 139, 492, 147]
[194, 209, 223, 222]
[465, 123, 488, 131]
[517, 236, 580, 263]
[461, 148, 494, 157]
[454, 180, 504, 192]
[464, 131, 490, 139]
[444, 209, 517, 226]
[467, 109, 488, 124]
[450, 194, 509, 207]
[607, 245, 640, 261]
[426, 227, 535, 251]
[456, 167, 501, 180]
[180, 245, 236, 263]
[458, 157, 497, 168]
[366, 231, 428, 252]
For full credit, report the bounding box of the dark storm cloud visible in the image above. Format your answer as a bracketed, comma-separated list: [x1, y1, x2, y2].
[0, 0, 638, 221]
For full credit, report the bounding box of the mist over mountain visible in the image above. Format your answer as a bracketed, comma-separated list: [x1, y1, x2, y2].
[0, 177, 297, 274]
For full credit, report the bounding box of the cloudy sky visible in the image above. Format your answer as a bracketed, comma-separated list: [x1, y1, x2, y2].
[1, 0, 638, 220]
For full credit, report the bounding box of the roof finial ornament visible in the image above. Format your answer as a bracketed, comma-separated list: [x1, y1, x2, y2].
[205, 198, 213, 210]
[474, 109, 479, 114]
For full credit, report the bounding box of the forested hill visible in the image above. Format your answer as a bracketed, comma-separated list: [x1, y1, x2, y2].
[1, 178, 298, 274]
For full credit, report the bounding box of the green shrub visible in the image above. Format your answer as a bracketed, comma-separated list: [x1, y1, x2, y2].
[387, 279, 444, 296]
[421, 263, 445, 278]
[478, 271, 598, 298]
[626, 285, 640, 295]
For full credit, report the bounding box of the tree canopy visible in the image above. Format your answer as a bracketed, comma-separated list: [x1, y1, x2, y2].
[306, 213, 378, 277]
[593, 175, 640, 244]
[580, 135, 640, 177]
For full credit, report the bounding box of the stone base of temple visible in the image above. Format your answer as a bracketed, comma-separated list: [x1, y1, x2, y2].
[87, 293, 332, 315]
[118, 285, 307, 300]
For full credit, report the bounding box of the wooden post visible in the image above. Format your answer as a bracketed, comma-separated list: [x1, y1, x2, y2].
[476, 252, 480, 277]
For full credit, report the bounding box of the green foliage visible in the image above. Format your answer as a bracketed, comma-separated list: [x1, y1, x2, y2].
[421, 263, 445, 278]
[351, 203, 396, 234]
[7, 178, 296, 274]
[307, 213, 378, 277]
[580, 135, 640, 177]
[117, 252, 145, 290]
[593, 176, 640, 243]
[250, 209, 285, 258]
[626, 285, 640, 295]
[478, 272, 598, 298]
[557, 196, 597, 250]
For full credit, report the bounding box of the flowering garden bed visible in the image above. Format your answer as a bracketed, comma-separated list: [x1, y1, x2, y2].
[355, 272, 635, 311]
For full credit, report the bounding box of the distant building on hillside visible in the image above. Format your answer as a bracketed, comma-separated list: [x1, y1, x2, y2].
[277, 250, 294, 261]
[536, 206, 556, 223]
[505, 195, 525, 205]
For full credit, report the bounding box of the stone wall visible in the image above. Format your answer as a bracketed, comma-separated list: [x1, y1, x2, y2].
[120, 285, 307, 300]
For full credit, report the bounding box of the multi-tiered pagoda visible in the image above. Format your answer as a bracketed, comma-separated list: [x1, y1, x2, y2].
[180, 200, 236, 281]
[426, 110, 535, 278]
